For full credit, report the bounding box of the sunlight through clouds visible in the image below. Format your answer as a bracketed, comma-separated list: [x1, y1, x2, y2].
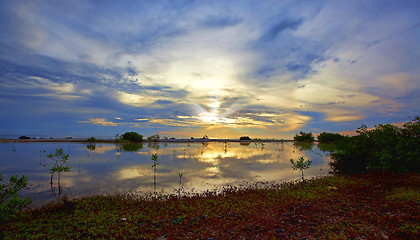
[1, 0, 419, 138]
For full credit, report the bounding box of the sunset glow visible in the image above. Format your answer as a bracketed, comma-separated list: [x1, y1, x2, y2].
[0, 1, 419, 139]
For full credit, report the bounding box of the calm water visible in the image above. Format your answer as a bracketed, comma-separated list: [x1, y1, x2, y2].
[0, 141, 332, 206]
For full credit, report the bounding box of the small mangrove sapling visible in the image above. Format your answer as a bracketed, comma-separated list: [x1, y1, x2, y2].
[151, 154, 159, 194]
[47, 148, 71, 201]
[178, 172, 183, 198]
[290, 156, 312, 182]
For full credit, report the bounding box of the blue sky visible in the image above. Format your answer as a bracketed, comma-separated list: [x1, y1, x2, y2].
[1, 0, 419, 139]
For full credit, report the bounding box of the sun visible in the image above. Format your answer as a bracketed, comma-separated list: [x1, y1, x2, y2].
[194, 96, 239, 126]
[199, 112, 220, 124]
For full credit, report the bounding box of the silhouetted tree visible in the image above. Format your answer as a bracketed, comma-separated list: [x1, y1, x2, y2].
[294, 131, 314, 142]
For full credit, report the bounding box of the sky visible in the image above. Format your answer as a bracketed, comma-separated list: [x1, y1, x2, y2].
[1, 0, 419, 139]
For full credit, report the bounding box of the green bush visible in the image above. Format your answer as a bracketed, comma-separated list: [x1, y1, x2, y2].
[317, 132, 344, 143]
[121, 132, 143, 142]
[86, 137, 96, 143]
[331, 116, 420, 173]
[1, 174, 31, 238]
[293, 131, 314, 142]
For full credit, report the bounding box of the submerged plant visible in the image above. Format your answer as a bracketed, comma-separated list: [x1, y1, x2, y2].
[178, 172, 183, 198]
[178, 172, 183, 185]
[47, 148, 71, 201]
[290, 156, 312, 182]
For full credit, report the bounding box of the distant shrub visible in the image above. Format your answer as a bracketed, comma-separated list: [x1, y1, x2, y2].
[317, 132, 344, 143]
[121, 132, 143, 142]
[239, 136, 251, 140]
[293, 131, 314, 142]
[331, 116, 420, 173]
[18, 136, 31, 140]
[147, 134, 160, 142]
[86, 137, 96, 143]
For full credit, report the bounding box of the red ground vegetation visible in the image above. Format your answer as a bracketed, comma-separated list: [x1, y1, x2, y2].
[4, 171, 420, 239]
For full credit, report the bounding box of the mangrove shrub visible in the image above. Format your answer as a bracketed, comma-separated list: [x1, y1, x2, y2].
[121, 132, 143, 142]
[294, 131, 315, 142]
[317, 132, 344, 143]
[331, 116, 420, 173]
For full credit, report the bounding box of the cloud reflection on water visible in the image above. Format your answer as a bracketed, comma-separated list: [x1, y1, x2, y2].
[0, 142, 331, 206]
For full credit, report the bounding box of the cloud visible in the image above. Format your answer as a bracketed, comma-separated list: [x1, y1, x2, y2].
[79, 118, 123, 127]
[200, 15, 243, 29]
[1, 0, 419, 138]
[324, 113, 364, 123]
[260, 18, 304, 42]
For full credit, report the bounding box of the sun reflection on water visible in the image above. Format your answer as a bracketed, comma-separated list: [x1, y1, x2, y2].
[2, 142, 332, 206]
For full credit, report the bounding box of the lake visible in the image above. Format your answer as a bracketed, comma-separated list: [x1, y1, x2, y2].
[0, 141, 332, 207]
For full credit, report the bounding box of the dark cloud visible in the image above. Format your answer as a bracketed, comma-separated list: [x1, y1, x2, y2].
[260, 18, 303, 42]
[200, 15, 243, 29]
[256, 66, 276, 77]
[154, 99, 175, 105]
[286, 62, 307, 72]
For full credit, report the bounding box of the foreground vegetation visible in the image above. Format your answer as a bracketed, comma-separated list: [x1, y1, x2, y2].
[3, 171, 419, 239]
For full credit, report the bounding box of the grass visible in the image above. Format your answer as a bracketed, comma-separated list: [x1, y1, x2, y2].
[3, 171, 420, 239]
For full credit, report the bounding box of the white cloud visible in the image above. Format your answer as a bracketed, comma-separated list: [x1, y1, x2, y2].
[79, 118, 123, 127]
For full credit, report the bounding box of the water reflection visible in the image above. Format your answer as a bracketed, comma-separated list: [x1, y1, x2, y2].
[86, 143, 96, 151]
[0, 142, 332, 206]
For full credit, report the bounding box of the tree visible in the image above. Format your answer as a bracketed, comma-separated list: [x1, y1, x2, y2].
[290, 156, 312, 181]
[294, 131, 315, 142]
[121, 132, 143, 142]
[147, 134, 160, 142]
